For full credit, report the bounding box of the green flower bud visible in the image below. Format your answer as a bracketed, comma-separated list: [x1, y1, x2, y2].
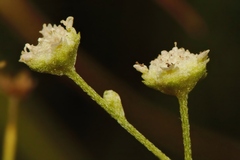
[134, 43, 209, 96]
[19, 16, 80, 76]
[103, 90, 125, 117]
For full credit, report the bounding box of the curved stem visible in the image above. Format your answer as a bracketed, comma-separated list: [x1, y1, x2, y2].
[177, 93, 192, 160]
[65, 69, 170, 160]
[3, 97, 19, 160]
[117, 117, 170, 160]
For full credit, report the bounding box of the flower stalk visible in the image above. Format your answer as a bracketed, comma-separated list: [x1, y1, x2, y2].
[177, 92, 192, 160]
[0, 70, 34, 160]
[2, 97, 19, 160]
[65, 69, 170, 160]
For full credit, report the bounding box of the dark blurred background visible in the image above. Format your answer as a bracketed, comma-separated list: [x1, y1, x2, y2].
[0, 0, 240, 159]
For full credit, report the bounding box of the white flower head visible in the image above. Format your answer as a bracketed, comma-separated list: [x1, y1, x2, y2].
[19, 16, 81, 76]
[134, 43, 209, 96]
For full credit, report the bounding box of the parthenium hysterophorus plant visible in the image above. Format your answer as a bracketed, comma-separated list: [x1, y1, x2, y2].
[20, 16, 209, 160]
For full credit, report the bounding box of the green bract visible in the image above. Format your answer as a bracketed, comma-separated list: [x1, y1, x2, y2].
[19, 16, 80, 76]
[134, 43, 209, 96]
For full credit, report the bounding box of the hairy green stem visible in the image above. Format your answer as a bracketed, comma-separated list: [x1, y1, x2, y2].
[65, 69, 170, 160]
[177, 93, 192, 160]
[117, 117, 170, 160]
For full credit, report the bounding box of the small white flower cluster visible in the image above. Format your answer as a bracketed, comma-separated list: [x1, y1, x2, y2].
[134, 43, 209, 95]
[38, 17, 76, 48]
[20, 16, 80, 76]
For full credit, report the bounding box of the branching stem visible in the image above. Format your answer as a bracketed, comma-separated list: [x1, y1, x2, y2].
[65, 69, 170, 160]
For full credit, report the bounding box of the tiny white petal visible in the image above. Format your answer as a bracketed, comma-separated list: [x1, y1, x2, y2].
[61, 16, 74, 29]
[133, 63, 148, 73]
